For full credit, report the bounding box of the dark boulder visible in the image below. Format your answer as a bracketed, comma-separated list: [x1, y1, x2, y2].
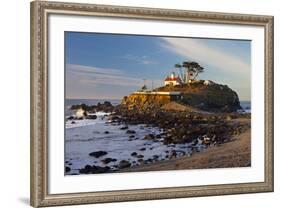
[79, 165, 110, 174]
[89, 151, 108, 158]
[131, 152, 138, 157]
[102, 158, 117, 164]
[120, 126, 129, 130]
[143, 134, 155, 140]
[86, 115, 97, 119]
[103, 101, 113, 107]
[71, 103, 90, 111]
[155, 134, 161, 139]
[153, 155, 159, 159]
[71, 101, 114, 113]
[67, 116, 75, 120]
[126, 130, 136, 134]
[118, 160, 131, 169]
[65, 166, 71, 173]
[137, 159, 144, 163]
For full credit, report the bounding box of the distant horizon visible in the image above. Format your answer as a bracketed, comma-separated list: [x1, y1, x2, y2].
[66, 32, 251, 101]
[66, 97, 122, 100]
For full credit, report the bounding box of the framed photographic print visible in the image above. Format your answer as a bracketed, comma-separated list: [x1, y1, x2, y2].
[30, 1, 274, 207]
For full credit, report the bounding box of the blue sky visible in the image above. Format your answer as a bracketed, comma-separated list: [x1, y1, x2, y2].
[65, 32, 251, 101]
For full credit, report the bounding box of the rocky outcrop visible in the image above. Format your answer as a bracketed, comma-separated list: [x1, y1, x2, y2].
[181, 82, 241, 112]
[112, 107, 251, 145]
[121, 81, 241, 112]
[121, 94, 172, 111]
[161, 101, 197, 112]
[71, 101, 114, 113]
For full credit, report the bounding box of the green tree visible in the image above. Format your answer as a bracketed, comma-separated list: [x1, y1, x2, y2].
[174, 63, 184, 82]
[182, 61, 204, 81]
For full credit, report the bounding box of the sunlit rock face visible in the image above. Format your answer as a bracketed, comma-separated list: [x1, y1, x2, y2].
[122, 94, 173, 110]
[121, 80, 241, 112]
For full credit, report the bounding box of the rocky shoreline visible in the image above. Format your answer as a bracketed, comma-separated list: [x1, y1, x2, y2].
[121, 127, 251, 172]
[113, 104, 250, 145]
[65, 101, 251, 174]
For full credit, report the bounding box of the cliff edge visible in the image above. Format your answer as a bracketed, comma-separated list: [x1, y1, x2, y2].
[121, 80, 241, 112]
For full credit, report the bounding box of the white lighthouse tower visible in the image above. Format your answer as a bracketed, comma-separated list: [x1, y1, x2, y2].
[164, 72, 181, 86]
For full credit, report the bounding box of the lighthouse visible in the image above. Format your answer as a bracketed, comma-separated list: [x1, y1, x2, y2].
[164, 72, 181, 86]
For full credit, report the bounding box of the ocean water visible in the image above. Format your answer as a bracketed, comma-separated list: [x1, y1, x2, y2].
[65, 99, 251, 175]
[65, 99, 203, 175]
[65, 112, 202, 175]
[240, 101, 251, 113]
[65, 98, 121, 107]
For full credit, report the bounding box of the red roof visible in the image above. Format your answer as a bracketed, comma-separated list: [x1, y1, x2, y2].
[165, 77, 181, 81]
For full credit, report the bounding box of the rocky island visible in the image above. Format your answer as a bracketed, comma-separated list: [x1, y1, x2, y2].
[65, 62, 251, 175]
[122, 79, 241, 112]
[113, 79, 250, 171]
[65, 61, 251, 175]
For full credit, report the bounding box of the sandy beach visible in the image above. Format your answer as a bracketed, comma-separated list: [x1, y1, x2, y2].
[121, 118, 251, 172]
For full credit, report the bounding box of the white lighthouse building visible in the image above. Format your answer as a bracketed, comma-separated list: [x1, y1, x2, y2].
[164, 72, 181, 86]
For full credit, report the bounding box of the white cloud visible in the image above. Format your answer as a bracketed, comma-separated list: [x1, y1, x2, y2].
[160, 38, 250, 76]
[66, 64, 164, 99]
[67, 64, 123, 76]
[66, 64, 162, 88]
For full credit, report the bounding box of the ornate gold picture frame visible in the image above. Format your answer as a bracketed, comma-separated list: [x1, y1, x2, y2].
[30, 1, 273, 207]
